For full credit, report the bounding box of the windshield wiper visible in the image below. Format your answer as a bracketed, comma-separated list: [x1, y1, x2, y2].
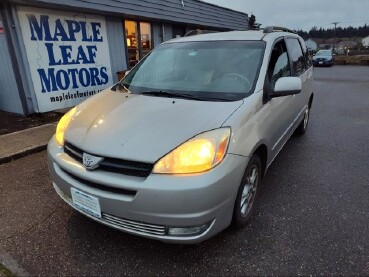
[140, 91, 231, 101]
[140, 90, 179, 98]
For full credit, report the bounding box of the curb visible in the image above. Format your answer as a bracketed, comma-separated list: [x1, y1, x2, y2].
[0, 144, 48, 165]
[0, 123, 55, 138]
[0, 123, 56, 165]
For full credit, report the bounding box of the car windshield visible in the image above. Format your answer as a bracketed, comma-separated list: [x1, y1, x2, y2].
[121, 41, 265, 101]
[316, 50, 332, 56]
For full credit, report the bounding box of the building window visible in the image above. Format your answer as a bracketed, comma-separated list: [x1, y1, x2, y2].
[140, 22, 152, 57]
[125, 20, 152, 68]
[173, 25, 186, 38]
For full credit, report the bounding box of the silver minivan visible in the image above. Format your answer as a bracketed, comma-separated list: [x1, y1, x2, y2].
[48, 27, 313, 243]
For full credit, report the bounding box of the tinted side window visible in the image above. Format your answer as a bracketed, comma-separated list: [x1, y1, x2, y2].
[286, 38, 305, 76]
[267, 40, 291, 89]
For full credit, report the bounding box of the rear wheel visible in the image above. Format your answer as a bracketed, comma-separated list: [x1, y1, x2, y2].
[232, 154, 261, 227]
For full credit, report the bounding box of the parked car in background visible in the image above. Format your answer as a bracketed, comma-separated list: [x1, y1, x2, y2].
[313, 49, 334, 66]
[48, 26, 314, 244]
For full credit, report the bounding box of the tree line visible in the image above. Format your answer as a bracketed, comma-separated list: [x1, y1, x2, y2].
[296, 25, 369, 39]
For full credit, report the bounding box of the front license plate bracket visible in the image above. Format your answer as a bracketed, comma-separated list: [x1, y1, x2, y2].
[71, 188, 101, 218]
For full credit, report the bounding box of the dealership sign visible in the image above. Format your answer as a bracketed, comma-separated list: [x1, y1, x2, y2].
[17, 7, 113, 112]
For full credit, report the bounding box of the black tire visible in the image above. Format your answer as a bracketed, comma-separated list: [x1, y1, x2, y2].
[232, 154, 262, 227]
[294, 105, 310, 136]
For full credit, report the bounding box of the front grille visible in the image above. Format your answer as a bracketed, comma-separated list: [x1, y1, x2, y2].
[64, 142, 154, 177]
[98, 159, 153, 177]
[102, 214, 166, 236]
[61, 168, 137, 196]
[58, 190, 166, 236]
[64, 142, 83, 162]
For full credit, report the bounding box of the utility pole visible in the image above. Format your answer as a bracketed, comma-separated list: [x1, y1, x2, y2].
[332, 22, 340, 53]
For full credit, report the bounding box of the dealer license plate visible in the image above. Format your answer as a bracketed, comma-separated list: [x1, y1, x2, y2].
[71, 188, 101, 218]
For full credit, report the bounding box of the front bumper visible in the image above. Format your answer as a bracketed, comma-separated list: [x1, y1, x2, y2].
[313, 59, 333, 66]
[47, 136, 248, 243]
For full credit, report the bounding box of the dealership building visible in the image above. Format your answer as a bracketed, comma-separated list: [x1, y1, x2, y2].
[0, 0, 248, 114]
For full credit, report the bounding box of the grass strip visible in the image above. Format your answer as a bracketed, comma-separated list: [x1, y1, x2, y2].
[0, 263, 15, 277]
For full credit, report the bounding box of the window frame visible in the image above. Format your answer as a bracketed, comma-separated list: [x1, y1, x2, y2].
[124, 19, 154, 69]
[285, 36, 306, 77]
[263, 37, 292, 103]
[298, 37, 312, 68]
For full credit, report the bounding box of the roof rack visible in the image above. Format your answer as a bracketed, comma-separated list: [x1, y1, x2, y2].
[184, 29, 219, 37]
[263, 26, 297, 34]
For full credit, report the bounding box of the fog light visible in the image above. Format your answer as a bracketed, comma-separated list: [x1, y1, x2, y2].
[168, 222, 211, 237]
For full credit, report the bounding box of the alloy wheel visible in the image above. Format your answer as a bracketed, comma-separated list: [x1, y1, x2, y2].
[240, 165, 258, 216]
[303, 108, 310, 130]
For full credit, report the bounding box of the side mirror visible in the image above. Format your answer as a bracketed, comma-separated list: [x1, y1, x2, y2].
[271, 77, 302, 98]
[313, 53, 316, 56]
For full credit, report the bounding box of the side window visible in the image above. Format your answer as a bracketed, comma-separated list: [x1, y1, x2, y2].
[267, 40, 291, 89]
[286, 38, 305, 76]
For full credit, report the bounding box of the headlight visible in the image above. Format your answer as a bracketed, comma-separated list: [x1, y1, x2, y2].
[55, 107, 77, 146]
[153, 128, 231, 174]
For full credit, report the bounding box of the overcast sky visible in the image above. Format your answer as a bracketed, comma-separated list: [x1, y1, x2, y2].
[203, 0, 369, 31]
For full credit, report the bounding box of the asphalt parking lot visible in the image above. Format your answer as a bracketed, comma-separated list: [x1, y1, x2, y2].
[1, 65, 369, 276]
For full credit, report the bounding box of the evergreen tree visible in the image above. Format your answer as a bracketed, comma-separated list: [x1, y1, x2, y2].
[295, 24, 369, 39]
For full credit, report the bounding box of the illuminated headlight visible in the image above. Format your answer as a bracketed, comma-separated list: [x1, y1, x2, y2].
[55, 107, 77, 146]
[153, 128, 231, 174]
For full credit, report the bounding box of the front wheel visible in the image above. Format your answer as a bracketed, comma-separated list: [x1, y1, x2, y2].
[294, 106, 310, 136]
[232, 154, 261, 227]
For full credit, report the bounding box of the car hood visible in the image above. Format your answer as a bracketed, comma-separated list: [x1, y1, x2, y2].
[313, 55, 332, 60]
[64, 89, 243, 163]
